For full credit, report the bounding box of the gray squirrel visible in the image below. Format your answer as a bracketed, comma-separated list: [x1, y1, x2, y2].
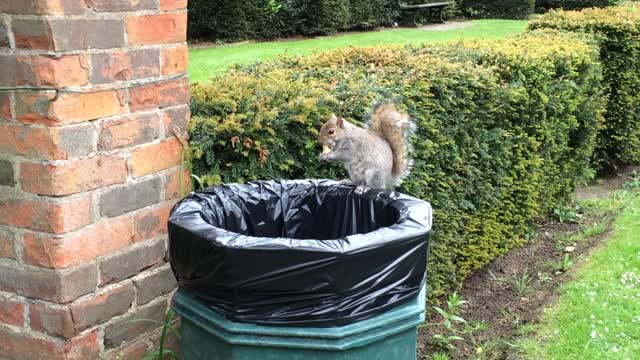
[319, 103, 415, 194]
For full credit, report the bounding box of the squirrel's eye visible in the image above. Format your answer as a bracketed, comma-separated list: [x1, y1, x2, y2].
[328, 129, 336, 135]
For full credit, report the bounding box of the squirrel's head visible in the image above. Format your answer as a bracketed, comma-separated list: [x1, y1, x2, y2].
[319, 114, 346, 149]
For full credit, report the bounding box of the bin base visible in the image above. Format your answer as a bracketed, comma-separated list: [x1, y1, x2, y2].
[172, 287, 426, 360]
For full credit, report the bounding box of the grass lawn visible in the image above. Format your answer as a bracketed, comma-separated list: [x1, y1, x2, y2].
[520, 190, 640, 359]
[189, 19, 527, 82]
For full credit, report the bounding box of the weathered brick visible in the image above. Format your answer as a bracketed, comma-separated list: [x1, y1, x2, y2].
[126, 13, 187, 45]
[0, 92, 11, 120]
[129, 77, 189, 112]
[160, 0, 188, 11]
[0, 0, 87, 15]
[91, 49, 160, 84]
[50, 19, 126, 51]
[23, 217, 133, 269]
[163, 106, 190, 137]
[99, 239, 165, 286]
[71, 283, 134, 332]
[131, 138, 183, 177]
[0, 159, 15, 187]
[101, 178, 162, 217]
[0, 20, 9, 48]
[12, 19, 54, 50]
[0, 55, 89, 87]
[86, 0, 157, 12]
[107, 339, 149, 360]
[0, 123, 95, 160]
[0, 263, 97, 303]
[104, 300, 167, 349]
[0, 297, 24, 326]
[13, 90, 56, 124]
[29, 303, 75, 338]
[65, 331, 101, 360]
[165, 166, 191, 200]
[161, 45, 188, 76]
[0, 328, 99, 360]
[133, 265, 176, 305]
[98, 113, 160, 151]
[0, 196, 92, 234]
[15, 89, 125, 125]
[134, 203, 174, 242]
[0, 229, 16, 259]
[20, 154, 127, 196]
[48, 90, 126, 124]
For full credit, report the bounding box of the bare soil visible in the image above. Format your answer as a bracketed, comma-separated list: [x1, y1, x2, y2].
[417, 166, 638, 359]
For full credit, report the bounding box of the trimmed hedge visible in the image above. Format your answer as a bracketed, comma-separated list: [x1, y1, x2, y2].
[529, 5, 640, 168]
[536, 0, 621, 12]
[462, 0, 535, 19]
[188, 0, 398, 41]
[188, 31, 604, 298]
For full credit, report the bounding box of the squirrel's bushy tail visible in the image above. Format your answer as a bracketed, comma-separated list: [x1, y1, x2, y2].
[366, 102, 415, 187]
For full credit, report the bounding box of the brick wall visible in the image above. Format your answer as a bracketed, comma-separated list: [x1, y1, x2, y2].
[0, 1, 190, 359]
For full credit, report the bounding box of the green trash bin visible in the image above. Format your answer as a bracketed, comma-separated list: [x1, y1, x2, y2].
[168, 180, 432, 360]
[172, 285, 426, 360]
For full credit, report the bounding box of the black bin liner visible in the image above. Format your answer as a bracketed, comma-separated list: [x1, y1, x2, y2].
[168, 179, 432, 327]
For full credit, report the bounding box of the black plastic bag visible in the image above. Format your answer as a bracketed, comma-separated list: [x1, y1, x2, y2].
[168, 179, 432, 327]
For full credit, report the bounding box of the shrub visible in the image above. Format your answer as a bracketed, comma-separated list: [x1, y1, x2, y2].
[462, 0, 536, 19]
[529, 5, 640, 169]
[535, 0, 622, 13]
[188, 31, 604, 298]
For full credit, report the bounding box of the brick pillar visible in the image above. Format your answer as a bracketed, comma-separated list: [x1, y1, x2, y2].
[0, 1, 190, 359]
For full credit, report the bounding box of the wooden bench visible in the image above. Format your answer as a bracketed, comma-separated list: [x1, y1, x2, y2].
[398, 1, 454, 25]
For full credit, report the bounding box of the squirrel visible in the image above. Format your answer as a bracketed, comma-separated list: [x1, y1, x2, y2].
[319, 102, 415, 194]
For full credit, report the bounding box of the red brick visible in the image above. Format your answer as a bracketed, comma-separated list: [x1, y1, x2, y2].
[163, 106, 190, 137]
[0, 229, 16, 259]
[0, 55, 89, 87]
[134, 203, 174, 242]
[65, 331, 101, 360]
[91, 49, 160, 84]
[104, 299, 167, 348]
[99, 240, 165, 286]
[131, 138, 183, 177]
[29, 303, 75, 338]
[20, 155, 127, 196]
[126, 13, 187, 45]
[98, 113, 160, 151]
[48, 90, 126, 124]
[129, 77, 189, 112]
[160, 0, 188, 11]
[70, 283, 134, 331]
[0, 297, 24, 326]
[0, 196, 92, 234]
[0, 123, 95, 160]
[165, 166, 191, 200]
[0, 92, 11, 120]
[0, 263, 97, 303]
[161, 45, 188, 76]
[0, 325, 63, 360]
[108, 339, 149, 360]
[86, 0, 157, 12]
[15, 90, 125, 125]
[23, 217, 133, 269]
[133, 265, 177, 305]
[0, 0, 86, 15]
[12, 19, 54, 50]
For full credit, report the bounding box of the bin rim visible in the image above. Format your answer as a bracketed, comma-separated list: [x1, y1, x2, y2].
[168, 179, 432, 253]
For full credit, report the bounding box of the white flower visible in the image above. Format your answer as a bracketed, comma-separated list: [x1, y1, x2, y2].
[612, 346, 618, 353]
[591, 330, 597, 338]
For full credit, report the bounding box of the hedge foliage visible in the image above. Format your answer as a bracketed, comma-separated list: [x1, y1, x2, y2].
[461, 0, 536, 19]
[535, 0, 622, 12]
[529, 4, 640, 168]
[188, 31, 604, 298]
[188, 0, 398, 41]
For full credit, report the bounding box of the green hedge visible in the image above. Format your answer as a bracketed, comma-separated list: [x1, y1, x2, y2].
[462, 0, 535, 19]
[188, 31, 604, 298]
[188, 0, 398, 41]
[535, 0, 621, 12]
[529, 5, 640, 169]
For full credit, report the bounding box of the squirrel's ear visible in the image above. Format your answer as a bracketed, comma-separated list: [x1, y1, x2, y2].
[337, 117, 344, 128]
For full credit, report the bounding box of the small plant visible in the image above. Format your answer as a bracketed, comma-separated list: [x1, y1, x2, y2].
[552, 204, 583, 223]
[489, 269, 535, 297]
[142, 310, 180, 360]
[429, 352, 451, 360]
[579, 221, 608, 238]
[554, 254, 573, 273]
[424, 292, 469, 352]
[623, 171, 640, 189]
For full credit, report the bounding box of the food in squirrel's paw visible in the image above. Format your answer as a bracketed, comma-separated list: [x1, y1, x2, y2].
[322, 145, 332, 154]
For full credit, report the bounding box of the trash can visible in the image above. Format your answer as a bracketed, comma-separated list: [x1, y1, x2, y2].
[168, 179, 432, 360]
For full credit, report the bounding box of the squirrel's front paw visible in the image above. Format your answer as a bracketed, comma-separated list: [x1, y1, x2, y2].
[355, 185, 370, 195]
